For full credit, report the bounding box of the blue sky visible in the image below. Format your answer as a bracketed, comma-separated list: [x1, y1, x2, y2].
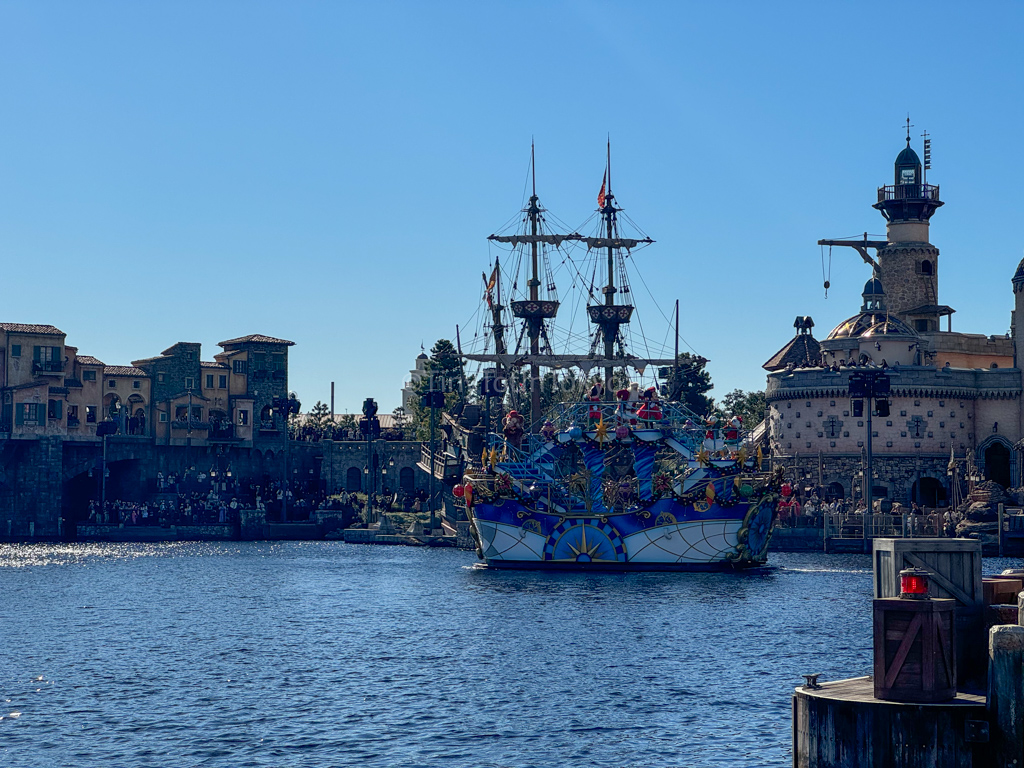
[2, 2, 1023, 413]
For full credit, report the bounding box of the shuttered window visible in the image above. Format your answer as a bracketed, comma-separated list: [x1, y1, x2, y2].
[16, 403, 45, 425]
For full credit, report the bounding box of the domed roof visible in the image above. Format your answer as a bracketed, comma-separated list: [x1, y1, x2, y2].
[827, 312, 885, 340]
[1014, 257, 1024, 285]
[862, 276, 885, 297]
[861, 317, 917, 338]
[416, 352, 429, 360]
[896, 145, 921, 166]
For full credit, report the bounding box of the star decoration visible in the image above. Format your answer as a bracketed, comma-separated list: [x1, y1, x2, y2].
[594, 418, 609, 444]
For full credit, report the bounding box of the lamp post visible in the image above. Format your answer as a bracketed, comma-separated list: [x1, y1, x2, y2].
[363, 465, 372, 523]
[849, 370, 891, 552]
[100, 432, 108, 518]
[360, 398, 380, 523]
[185, 386, 193, 477]
[420, 389, 445, 533]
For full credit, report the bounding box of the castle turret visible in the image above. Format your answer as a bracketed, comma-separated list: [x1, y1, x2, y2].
[873, 134, 945, 330]
[1013, 259, 1024, 369]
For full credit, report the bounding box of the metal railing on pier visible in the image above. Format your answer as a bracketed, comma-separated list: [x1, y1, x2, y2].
[823, 512, 944, 540]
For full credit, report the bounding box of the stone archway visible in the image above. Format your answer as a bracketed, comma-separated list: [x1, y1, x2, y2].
[346, 467, 361, 492]
[985, 442, 1012, 488]
[823, 481, 845, 502]
[912, 477, 948, 508]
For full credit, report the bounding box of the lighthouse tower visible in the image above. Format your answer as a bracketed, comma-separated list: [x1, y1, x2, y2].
[872, 129, 945, 332]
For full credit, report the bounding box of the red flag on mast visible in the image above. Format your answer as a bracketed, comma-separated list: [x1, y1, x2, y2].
[597, 171, 606, 208]
[483, 266, 498, 308]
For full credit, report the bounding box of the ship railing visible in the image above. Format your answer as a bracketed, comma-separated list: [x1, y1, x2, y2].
[481, 412, 756, 463]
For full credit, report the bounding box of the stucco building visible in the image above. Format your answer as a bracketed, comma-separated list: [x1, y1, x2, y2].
[764, 135, 1022, 507]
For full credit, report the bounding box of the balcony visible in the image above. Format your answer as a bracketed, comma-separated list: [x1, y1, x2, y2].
[877, 183, 940, 202]
[418, 444, 463, 482]
[32, 360, 65, 376]
[171, 420, 210, 431]
[250, 368, 286, 381]
[208, 423, 240, 442]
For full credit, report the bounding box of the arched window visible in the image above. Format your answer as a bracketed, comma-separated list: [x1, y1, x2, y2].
[824, 482, 845, 501]
[346, 466, 362, 492]
[920, 260, 933, 275]
[985, 442, 1012, 488]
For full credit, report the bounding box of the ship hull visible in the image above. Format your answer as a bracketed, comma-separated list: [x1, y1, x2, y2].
[468, 495, 775, 571]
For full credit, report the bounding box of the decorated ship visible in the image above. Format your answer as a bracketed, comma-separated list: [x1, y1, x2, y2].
[456, 144, 780, 570]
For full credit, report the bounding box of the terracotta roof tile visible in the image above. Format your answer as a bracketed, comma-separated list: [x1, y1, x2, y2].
[76, 355, 105, 366]
[218, 334, 294, 347]
[200, 361, 229, 369]
[0, 323, 64, 336]
[104, 365, 147, 377]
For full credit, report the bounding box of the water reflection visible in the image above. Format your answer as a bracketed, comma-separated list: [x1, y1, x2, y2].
[0, 544, 877, 768]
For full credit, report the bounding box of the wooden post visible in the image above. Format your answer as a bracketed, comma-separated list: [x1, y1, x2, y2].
[988, 625, 1024, 767]
[998, 503, 1005, 557]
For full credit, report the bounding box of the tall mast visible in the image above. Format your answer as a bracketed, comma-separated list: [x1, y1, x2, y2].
[528, 142, 543, 427]
[602, 138, 616, 400]
[586, 139, 651, 400]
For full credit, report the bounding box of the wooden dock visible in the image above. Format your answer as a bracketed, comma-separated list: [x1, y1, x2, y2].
[793, 538, 1024, 767]
[793, 676, 987, 768]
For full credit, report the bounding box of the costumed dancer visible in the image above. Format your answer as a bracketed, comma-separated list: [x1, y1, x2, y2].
[703, 414, 720, 452]
[502, 410, 525, 450]
[636, 386, 662, 425]
[588, 381, 604, 422]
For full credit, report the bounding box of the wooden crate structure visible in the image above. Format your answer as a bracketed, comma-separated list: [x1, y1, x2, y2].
[873, 597, 956, 702]
[873, 538, 983, 603]
[872, 538, 984, 688]
[983, 576, 1024, 606]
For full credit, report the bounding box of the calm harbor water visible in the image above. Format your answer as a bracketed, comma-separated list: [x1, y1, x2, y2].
[0, 543, 1016, 768]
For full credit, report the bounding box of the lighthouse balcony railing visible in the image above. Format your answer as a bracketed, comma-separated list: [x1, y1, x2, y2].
[877, 183, 940, 203]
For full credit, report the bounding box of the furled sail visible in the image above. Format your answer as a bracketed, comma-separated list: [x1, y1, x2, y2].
[584, 237, 653, 250]
[487, 234, 583, 247]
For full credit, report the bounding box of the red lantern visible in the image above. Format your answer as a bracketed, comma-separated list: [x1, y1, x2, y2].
[453, 484, 465, 498]
[899, 567, 930, 599]
[781, 483, 792, 498]
[464, 483, 474, 507]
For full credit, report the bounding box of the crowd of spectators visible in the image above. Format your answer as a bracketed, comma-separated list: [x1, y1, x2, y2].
[83, 464, 428, 529]
[775, 491, 962, 536]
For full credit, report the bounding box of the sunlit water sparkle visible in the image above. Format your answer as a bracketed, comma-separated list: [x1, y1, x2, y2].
[0, 542, 1017, 767]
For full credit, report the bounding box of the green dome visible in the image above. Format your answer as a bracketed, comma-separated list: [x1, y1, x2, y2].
[896, 146, 921, 166]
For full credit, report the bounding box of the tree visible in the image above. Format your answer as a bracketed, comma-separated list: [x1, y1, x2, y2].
[308, 401, 332, 434]
[408, 339, 470, 440]
[661, 353, 715, 416]
[719, 389, 767, 426]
